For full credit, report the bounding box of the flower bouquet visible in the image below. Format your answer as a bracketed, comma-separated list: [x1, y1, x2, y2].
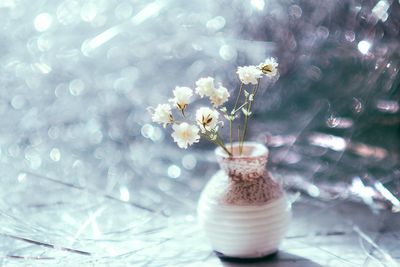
[149, 58, 291, 259]
[149, 58, 279, 155]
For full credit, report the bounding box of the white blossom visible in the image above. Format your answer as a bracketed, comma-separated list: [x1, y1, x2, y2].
[196, 107, 219, 132]
[209, 85, 230, 107]
[236, 65, 262, 85]
[170, 86, 193, 110]
[151, 104, 173, 127]
[171, 122, 200, 149]
[259, 57, 279, 77]
[195, 77, 215, 98]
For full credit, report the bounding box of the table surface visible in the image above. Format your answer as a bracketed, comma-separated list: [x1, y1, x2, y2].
[1, 166, 399, 267]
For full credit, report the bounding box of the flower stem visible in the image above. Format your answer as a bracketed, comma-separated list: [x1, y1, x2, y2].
[233, 83, 244, 112]
[215, 138, 232, 156]
[240, 79, 261, 154]
[230, 82, 244, 154]
[229, 119, 232, 155]
[252, 78, 261, 98]
[200, 132, 232, 157]
[239, 91, 250, 154]
[215, 132, 232, 156]
[241, 114, 249, 154]
[220, 144, 232, 156]
[232, 102, 248, 114]
[237, 125, 241, 156]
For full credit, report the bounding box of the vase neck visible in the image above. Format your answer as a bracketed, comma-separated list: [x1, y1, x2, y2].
[216, 142, 269, 183]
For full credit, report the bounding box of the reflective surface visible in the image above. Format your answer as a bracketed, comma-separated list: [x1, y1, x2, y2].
[0, 0, 399, 266]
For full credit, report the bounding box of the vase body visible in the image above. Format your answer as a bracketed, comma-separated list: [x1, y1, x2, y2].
[197, 142, 291, 258]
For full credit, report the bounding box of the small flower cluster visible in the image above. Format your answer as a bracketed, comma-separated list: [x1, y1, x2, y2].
[150, 57, 279, 156]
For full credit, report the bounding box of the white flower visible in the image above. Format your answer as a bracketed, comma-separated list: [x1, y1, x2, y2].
[171, 122, 200, 149]
[236, 65, 263, 85]
[151, 104, 173, 127]
[195, 77, 215, 98]
[196, 107, 219, 132]
[210, 85, 230, 107]
[259, 57, 279, 77]
[170, 86, 193, 110]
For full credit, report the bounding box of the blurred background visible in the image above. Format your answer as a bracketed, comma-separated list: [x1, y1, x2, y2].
[0, 0, 399, 266]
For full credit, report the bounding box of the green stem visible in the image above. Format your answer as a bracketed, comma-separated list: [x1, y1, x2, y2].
[222, 146, 232, 157]
[237, 125, 241, 156]
[229, 119, 232, 155]
[239, 92, 250, 154]
[232, 102, 248, 114]
[216, 139, 232, 156]
[240, 79, 261, 154]
[233, 83, 244, 112]
[201, 132, 232, 157]
[252, 78, 261, 98]
[200, 132, 219, 146]
[240, 117, 248, 154]
[216, 132, 232, 156]
[230, 82, 244, 155]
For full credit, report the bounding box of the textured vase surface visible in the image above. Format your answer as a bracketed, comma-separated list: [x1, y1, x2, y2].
[197, 142, 291, 258]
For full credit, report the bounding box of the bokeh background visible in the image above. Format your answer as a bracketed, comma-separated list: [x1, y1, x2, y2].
[0, 0, 399, 266]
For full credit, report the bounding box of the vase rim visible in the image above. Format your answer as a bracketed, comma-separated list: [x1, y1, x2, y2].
[215, 141, 268, 159]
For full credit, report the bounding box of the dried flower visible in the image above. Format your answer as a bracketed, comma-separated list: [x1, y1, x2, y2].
[210, 85, 230, 107]
[196, 107, 219, 132]
[259, 57, 279, 77]
[171, 122, 200, 149]
[236, 65, 262, 85]
[150, 103, 173, 127]
[170, 86, 193, 111]
[195, 77, 215, 98]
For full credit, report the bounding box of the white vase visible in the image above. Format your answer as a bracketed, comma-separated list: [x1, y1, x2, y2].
[197, 142, 292, 258]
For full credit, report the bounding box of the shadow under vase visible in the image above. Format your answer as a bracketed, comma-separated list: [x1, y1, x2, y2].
[218, 250, 323, 267]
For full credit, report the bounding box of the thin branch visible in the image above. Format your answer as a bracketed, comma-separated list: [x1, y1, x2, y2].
[1, 233, 91, 256]
[201, 132, 231, 156]
[231, 102, 248, 114]
[229, 119, 233, 154]
[233, 82, 244, 111]
[240, 79, 260, 154]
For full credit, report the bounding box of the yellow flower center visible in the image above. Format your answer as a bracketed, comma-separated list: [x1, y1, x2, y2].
[182, 130, 190, 139]
[200, 114, 213, 129]
[260, 64, 273, 74]
[176, 103, 187, 110]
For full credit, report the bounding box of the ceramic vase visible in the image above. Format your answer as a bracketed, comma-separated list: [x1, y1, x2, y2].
[197, 142, 291, 258]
